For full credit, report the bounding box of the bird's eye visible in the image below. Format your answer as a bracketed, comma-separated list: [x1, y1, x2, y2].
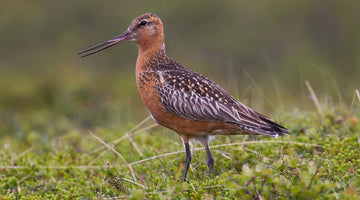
[139, 21, 147, 27]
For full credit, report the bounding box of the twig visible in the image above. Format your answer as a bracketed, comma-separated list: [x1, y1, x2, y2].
[305, 80, 324, 118]
[89, 131, 137, 180]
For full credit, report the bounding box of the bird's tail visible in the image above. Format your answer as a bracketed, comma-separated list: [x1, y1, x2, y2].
[256, 116, 292, 138]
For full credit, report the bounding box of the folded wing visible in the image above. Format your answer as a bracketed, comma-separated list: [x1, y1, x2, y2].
[156, 70, 290, 137]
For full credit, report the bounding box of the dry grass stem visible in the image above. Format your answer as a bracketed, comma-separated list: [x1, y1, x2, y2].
[107, 123, 157, 151]
[305, 80, 324, 118]
[121, 177, 148, 189]
[89, 115, 155, 155]
[89, 131, 137, 180]
[14, 146, 34, 160]
[129, 151, 184, 166]
[239, 65, 275, 109]
[190, 182, 198, 193]
[128, 134, 143, 156]
[0, 165, 105, 170]
[1, 140, 319, 171]
[349, 89, 359, 114]
[113, 184, 225, 199]
[213, 150, 232, 160]
[197, 184, 225, 189]
[130, 140, 322, 166]
[87, 150, 108, 166]
[243, 147, 260, 155]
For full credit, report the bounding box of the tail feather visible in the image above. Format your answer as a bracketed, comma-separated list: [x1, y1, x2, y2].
[258, 116, 291, 137]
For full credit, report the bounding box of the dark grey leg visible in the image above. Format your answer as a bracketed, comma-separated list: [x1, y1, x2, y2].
[205, 144, 214, 177]
[182, 142, 192, 181]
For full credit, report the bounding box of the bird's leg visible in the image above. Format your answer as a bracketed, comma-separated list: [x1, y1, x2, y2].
[182, 142, 192, 181]
[205, 144, 214, 177]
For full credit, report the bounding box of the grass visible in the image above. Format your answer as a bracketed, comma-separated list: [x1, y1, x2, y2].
[0, 70, 359, 199]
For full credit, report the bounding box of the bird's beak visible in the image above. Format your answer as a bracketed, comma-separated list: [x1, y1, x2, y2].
[78, 30, 131, 57]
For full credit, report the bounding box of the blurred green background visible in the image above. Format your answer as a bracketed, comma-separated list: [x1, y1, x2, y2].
[0, 0, 359, 137]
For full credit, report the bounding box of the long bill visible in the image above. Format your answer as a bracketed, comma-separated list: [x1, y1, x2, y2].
[77, 30, 131, 57]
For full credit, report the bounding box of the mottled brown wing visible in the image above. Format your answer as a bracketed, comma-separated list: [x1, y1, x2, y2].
[156, 70, 290, 137]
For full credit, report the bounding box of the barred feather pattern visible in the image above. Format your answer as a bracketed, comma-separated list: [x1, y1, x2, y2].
[156, 68, 290, 137]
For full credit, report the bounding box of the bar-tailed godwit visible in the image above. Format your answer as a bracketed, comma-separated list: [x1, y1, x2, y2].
[78, 13, 290, 181]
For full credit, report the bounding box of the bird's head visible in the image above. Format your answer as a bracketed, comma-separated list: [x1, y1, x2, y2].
[78, 13, 164, 57]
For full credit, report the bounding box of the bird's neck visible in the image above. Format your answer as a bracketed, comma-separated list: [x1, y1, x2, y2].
[136, 31, 165, 54]
[137, 42, 165, 57]
[136, 42, 166, 73]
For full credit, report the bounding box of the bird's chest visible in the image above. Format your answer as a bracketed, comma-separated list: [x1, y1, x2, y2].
[135, 71, 164, 114]
[136, 72, 157, 97]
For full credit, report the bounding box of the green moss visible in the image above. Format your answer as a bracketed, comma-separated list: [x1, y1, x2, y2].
[0, 71, 359, 199]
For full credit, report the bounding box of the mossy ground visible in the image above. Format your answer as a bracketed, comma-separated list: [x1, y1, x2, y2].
[0, 72, 359, 199]
[1, 105, 359, 199]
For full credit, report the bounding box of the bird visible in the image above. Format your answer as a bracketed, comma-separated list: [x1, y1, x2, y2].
[78, 13, 291, 181]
